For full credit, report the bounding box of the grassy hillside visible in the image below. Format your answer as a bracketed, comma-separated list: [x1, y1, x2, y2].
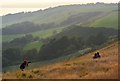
[23, 41, 43, 52]
[90, 12, 118, 28]
[2, 27, 63, 42]
[2, 34, 24, 42]
[2, 3, 117, 27]
[31, 27, 63, 38]
[3, 42, 118, 79]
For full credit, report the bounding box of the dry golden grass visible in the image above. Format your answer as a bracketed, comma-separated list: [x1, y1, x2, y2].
[3, 42, 118, 79]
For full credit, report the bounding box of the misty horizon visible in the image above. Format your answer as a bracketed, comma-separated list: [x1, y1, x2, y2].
[1, 2, 118, 16]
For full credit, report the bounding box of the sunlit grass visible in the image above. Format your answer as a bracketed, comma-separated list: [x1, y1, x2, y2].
[91, 12, 118, 29]
[3, 42, 118, 79]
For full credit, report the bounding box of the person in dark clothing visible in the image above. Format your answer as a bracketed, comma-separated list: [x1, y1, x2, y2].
[93, 53, 97, 59]
[20, 60, 31, 71]
[93, 52, 101, 59]
[97, 52, 101, 58]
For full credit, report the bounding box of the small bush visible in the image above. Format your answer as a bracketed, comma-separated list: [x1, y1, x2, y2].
[79, 72, 88, 77]
[6, 72, 10, 76]
[28, 75, 33, 79]
[65, 63, 71, 66]
[73, 62, 78, 65]
[82, 63, 85, 66]
[32, 69, 40, 74]
[103, 68, 109, 73]
[21, 73, 26, 78]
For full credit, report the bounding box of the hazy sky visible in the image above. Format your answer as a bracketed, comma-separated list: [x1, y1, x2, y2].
[0, 0, 119, 16]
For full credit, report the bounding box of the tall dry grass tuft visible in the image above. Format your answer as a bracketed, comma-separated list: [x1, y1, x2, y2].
[15, 71, 37, 79]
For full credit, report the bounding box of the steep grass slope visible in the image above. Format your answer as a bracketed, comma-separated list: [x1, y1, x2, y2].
[3, 42, 118, 79]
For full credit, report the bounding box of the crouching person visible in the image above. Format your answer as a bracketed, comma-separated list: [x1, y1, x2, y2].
[20, 60, 31, 71]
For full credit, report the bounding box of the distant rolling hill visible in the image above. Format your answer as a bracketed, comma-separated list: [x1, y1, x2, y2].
[2, 3, 118, 43]
[1, 3, 118, 28]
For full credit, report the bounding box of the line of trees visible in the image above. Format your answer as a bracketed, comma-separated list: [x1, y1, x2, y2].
[3, 34, 40, 49]
[38, 32, 108, 61]
[2, 32, 108, 67]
